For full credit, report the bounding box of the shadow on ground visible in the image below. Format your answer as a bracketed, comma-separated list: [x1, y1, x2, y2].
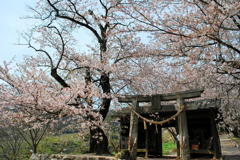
[223, 155, 240, 160]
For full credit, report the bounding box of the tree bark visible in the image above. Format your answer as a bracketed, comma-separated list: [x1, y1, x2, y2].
[33, 144, 37, 154]
[89, 125, 109, 154]
[89, 73, 111, 154]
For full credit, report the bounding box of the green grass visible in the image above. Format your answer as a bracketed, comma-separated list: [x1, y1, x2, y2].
[38, 133, 88, 154]
[0, 128, 177, 159]
[163, 142, 177, 155]
[162, 129, 177, 155]
[38, 132, 177, 156]
[0, 133, 89, 160]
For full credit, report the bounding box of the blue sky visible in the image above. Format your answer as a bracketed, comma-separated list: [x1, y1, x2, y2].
[0, 1, 149, 65]
[0, 0, 94, 65]
[0, 0, 35, 64]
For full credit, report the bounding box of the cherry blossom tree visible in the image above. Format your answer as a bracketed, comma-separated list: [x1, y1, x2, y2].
[121, 0, 240, 134]
[0, 61, 105, 152]
[0, 111, 48, 154]
[0, 126, 23, 160]
[0, 0, 170, 154]
[22, 0, 157, 154]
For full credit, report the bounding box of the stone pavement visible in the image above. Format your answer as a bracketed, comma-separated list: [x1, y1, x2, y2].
[220, 134, 240, 160]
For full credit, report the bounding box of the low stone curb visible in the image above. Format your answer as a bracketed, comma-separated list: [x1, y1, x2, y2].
[30, 154, 116, 160]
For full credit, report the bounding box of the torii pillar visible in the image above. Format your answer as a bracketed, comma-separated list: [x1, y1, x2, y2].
[128, 99, 138, 160]
[177, 96, 190, 160]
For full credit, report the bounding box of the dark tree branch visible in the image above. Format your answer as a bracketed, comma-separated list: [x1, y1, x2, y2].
[47, 0, 102, 43]
[28, 43, 54, 69]
[207, 35, 240, 55]
[51, 68, 70, 88]
[47, 26, 66, 68]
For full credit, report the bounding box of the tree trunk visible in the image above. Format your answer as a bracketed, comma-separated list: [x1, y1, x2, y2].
[33, 144, 37, 154]
[89, 73, 111, 154]
[89, 125, 109, 154]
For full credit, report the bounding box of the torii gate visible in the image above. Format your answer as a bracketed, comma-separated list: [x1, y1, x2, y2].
[118, 89, 222, 160]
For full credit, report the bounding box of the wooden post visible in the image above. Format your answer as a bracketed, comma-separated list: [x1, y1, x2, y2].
[145, 127, 149, 158]
[152, 95, 161, 109]
[128, 99, 138, 160]
[156, 127, 163, 157]
[210, 110, 222, 159]
[145, 127, 148, 152]
[177, 96, 190, 160]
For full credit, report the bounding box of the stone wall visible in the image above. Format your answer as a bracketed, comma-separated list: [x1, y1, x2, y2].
[30, 154, 116, 160]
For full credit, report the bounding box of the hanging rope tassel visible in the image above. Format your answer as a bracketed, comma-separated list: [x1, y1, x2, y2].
[144, 120, 147, 130]
[131, 107, 183, 126]
[155, 124, 158, 134]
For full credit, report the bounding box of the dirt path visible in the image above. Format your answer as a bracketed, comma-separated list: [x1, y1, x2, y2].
[220, 134, 240, 160]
